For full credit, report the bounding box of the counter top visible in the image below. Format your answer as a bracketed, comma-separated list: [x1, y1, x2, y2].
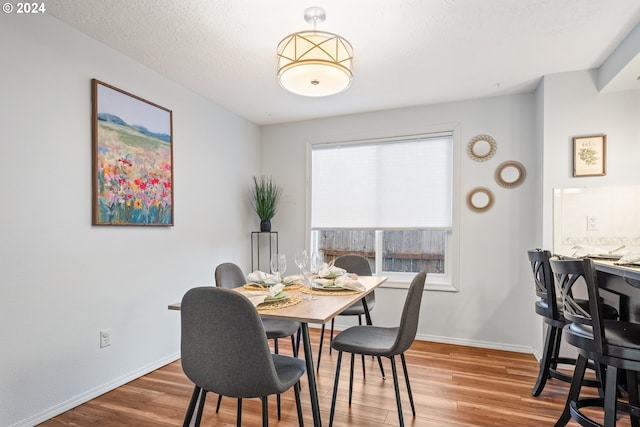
[593, 259, 640, 283]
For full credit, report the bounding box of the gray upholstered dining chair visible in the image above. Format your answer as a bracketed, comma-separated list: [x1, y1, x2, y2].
[181, 286, 306, 427]
[214, 262, 301, 419]
[328, 271, 427, 427]
[317, 254, 384, 377]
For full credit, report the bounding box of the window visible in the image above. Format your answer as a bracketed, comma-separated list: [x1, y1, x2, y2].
[309, 130, 458, 290]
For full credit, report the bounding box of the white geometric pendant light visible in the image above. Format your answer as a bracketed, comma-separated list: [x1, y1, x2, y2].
[277, 7, 353, 97]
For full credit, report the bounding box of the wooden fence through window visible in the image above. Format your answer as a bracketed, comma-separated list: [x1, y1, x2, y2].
[318, 229, 445, 274]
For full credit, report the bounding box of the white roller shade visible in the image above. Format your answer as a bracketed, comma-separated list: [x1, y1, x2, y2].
[311, 135, 453, 229]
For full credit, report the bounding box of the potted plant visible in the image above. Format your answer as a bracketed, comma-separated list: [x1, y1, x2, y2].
[250, 175, 282, 232]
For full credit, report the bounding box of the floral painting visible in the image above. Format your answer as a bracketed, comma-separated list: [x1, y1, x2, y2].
[92, 80, 173, 225]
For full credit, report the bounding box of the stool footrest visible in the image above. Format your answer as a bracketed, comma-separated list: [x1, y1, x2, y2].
[570, 396, 640, 427]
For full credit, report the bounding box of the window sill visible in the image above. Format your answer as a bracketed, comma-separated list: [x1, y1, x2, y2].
[379, 278, 458, 292]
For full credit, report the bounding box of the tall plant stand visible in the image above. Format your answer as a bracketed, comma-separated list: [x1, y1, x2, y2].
[251, 231, 278, 272]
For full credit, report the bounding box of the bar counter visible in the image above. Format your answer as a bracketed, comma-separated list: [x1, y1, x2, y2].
[594, 260, 640, 322]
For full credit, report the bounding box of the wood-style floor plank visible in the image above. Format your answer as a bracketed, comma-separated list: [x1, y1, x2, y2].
[39, 329, 631, 426]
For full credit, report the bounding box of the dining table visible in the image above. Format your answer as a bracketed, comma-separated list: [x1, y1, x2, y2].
[169, 275, 388, 427]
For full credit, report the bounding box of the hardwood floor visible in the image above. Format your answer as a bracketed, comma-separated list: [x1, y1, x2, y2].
[40, 329, 630, 426]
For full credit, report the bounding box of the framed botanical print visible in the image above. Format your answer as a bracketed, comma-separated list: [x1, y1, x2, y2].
[573, 134, 606, 177]
[92, 79, 173, 225]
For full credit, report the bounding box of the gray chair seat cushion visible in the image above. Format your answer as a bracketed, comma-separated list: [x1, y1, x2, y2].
[262, 318, 300, 339]
[331, 325, 400, 357]
[568, 320, 640, 360]
[340, 299, 375, 316]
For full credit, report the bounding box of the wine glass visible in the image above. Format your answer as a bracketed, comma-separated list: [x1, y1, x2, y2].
[270, 253, 287, 281]
[294, 250, 308, 277]
[309, 250, 324, 275]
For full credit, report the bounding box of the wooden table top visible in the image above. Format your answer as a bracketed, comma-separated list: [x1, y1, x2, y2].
[168, 275, 388, 324]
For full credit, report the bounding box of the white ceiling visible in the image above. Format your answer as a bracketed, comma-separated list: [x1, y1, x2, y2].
[46, 0, 640, 125]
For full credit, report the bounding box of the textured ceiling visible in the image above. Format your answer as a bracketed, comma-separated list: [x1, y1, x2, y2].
[46, 0, 640, 125]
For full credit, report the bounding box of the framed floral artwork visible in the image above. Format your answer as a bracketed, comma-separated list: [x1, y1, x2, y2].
[573, 134, 606, 177]
[92, 79, 173, 225]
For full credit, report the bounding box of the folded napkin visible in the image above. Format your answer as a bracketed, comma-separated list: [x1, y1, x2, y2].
[318, 263, 347, 278]
[313, 278, 335, 287]
[247, 270, 280, 285]
[282, 275, 302, 285]
[334, 274, 366, 291]
[615, 252, 640, 266]
[242, 283, 285, 307]
[570, 245, 616, 258]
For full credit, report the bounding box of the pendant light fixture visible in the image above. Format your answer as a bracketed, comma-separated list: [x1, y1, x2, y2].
[277, 7, 353, 97]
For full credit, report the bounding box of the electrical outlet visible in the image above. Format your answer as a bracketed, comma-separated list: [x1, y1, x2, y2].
[100, 329, 111, 348]
[587, 216, 599, 231]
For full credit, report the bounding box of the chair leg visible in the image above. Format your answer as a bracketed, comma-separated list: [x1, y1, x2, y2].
[377, 355, 386, 379]
[627, 370, 640, 427]
[390, 355, 405, 427]
[401, 353, 416, 416]
[273, 339, 282, 420]
[236, 398, 242, 427]
[216, 394, 222, 413]
[532, 324, 559, 396]
[277, 393, 281, 420]
[555, 354, 588, 427]
[604, 365, 618, 427]
[352, 315, 365, 378]
[183, 385, 202, 427]
[349, 353, 355, 405]
[317, 323, 326, 371]
[194, 389, 207, 427]
[261, 396, 268, 427]
[294, 381, 304, 427]
[329, 351, 344, 427]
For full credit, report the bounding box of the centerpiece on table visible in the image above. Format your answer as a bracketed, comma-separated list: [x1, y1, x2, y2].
[250, 175, 282, 232]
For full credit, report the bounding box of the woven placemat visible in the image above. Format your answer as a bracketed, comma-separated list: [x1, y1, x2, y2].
[257, 294, 302, 311]
[244, 282, 304, 291]
[299, 287, 361, 296]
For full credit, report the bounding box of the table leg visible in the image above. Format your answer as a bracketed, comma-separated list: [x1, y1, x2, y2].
[362, 297, 372, 325]
[362, 295, 386, 378]
[301, 323, 322, 427]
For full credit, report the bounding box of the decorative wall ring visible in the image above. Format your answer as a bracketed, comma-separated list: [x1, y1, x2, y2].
[467, 134, 497, 162]
[495, 161, 526, 188]
[467, 187, 494, 213]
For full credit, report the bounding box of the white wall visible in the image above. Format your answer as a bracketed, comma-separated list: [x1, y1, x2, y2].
[0, 15, 260, 427]
[541, 70, 640, 250]
[260, 94, 540, 352]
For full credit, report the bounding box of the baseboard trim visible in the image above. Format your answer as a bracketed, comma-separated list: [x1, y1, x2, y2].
[309, 323, 534, 355]
[413, 332, 534, 355]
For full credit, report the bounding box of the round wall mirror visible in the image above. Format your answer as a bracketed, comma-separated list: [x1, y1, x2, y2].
[467, 134, 497, 162]
[467, 187, 494, 212]
[495, 161, 526, 188]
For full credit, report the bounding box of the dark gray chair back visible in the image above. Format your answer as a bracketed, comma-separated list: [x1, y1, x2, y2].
[334, 254, 372, 276]
[181, 286, 290, 397]
[215, 262, 246, 289]
[335, 254, 375, 308]
[549, 258, 606, 355]
[391, 271, 427, 355]
[527, 249, 563, 322]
